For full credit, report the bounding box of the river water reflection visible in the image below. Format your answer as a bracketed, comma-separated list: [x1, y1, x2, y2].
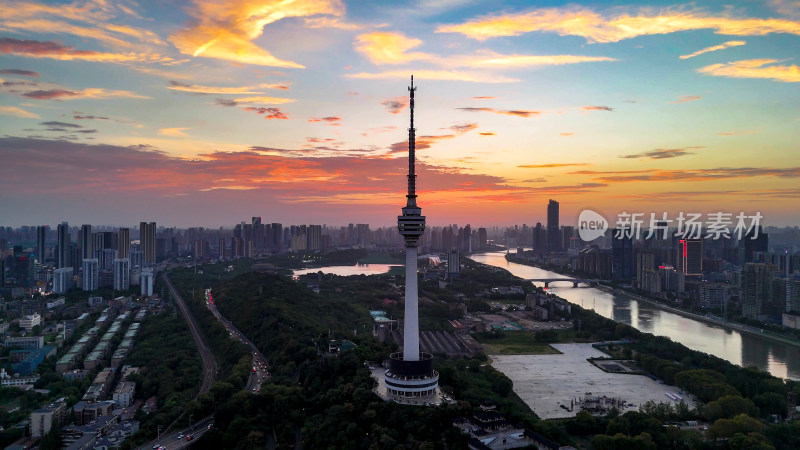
[470, 251, 800, 381]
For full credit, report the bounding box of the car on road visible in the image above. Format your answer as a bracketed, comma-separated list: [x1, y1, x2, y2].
[186, 434, 193, 441]
[178, 434, 184, 439]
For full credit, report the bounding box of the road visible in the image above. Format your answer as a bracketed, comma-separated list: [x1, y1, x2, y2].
[163, 273, 218, 394]
[147, 416, 215, 450]
[204, 288, 271, 393]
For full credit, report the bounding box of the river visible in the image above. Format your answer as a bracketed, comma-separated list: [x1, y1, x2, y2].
[470, 251, 800, 381]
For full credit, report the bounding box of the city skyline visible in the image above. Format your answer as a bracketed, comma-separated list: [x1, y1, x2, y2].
[1, 0, 799, 227]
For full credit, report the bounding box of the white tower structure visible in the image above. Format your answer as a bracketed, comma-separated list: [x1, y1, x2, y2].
[385, 76, 438, 401]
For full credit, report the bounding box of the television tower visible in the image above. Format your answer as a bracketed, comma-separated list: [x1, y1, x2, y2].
[386, 75, 438, 402]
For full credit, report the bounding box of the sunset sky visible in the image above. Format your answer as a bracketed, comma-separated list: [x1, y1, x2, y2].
[1, 0, 798, 228]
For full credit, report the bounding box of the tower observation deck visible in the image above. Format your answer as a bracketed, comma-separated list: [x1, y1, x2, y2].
[386, 76, 439, 402]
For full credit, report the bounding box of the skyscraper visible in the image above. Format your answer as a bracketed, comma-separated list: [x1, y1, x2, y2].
[57, 222, 70, 269]
[118, 228, 130, 260]
[79, 224, 93, 262]
[547, 199, 560, 251]
[386, 76, 438, 402]
[36, 225, 47, 264]
[113, 258, 130, 291]
[82, 258, 99, 291]
[140, 222, 156, 265]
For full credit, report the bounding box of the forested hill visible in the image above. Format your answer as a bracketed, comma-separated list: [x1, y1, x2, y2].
[211, 272, 370, 373]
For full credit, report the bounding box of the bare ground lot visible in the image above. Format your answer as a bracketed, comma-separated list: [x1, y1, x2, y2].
[491, 343, 694, 419]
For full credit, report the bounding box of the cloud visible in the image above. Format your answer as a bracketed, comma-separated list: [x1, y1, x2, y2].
[215, 98, 239, 107]
[435, 6, 800, 43]
[0, 1, 165, 49]
[680, 40, 746, 59]
[382, 96, 408, 114]
[229, 96, 295, 105]
[244, 107, 288, 119]
[0, 37, 173, 63]
[345, 70, 520, 83]
[669, 95, 701, 103]
[697, 59, 800, 82]
[388, 134, 456, 154]
[570, 167, 800, 183]
[73, 114, 110, 121]
[354, 31, 434, 65]
[0, 105, 39, 118]
[0, 69, 40, 77]
[718, 130, 760, 136]
[559, 132, 574, 136]
[308, 116, 341, 125]
[619, 147, 702, 159]
[168, 80, 291, 94]
[452, 50, 617, 68]
[472, 96, 496, 99]
[159, 128, 191, 137]
[303, 16, 363, 30]
[40, 121, 82, 128]
[17, 87, 148, 100]
[479, 132, 495, 136]
[518, 163, 589, 168]
[458, 107, 540, 117]
[450, 123, 478, 134]
[169, 0, 344, 67]
[582, 106, 613, 111]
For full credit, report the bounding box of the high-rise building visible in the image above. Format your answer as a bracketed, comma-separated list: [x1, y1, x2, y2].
[547, 199, 560, 251]
[386, 76, 438, 402]
[678, 238, 703, 275]
[99, 249, 117, 270]
[742, 226, 768, 263]
[741, 262, 778, 318]
[612, 230, 634, 281]
[113, 258, 130, 291]
[140, 222, 156, 265]
[447, 250, 461, 277]
[36, 225, 47, 264]
[269, 223, 283, 252]
[53, 267, 73, 294]
[307, 225, 322, 251]
[140, 268, 154, 297]
[79, 225, 93, 262]
[477, 227, 488, 250]
[81, 258, 99, 291]
[118, 228, 130, 260]
[57, 222, 71, 269]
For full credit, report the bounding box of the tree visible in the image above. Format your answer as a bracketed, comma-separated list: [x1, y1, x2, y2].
[703, 395, 757, 421]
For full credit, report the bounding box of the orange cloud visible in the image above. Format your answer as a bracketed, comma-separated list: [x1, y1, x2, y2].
[18, 87, 148, 100]
[0, 37, 173, 63]
[436, 7, 800, 43]
[718, 130, 760, 136]
[354, 31, 434, 65]
[680, 40, 746, 59]
[559, 132, 574, 136]
[0, 1, 165, 48]
[244, 107, 288, 119]
[479, 132, 495, 136]
[170, 0, 344, 67]
[458, 107, 540, 117]
[0, 105, 40, 119]
[308, 116, 341, 125]
[571, 167, 800, 183]
[697, 59, 800, 82]
[381, 96, 408, 114]
[167, 81, 289, 94]
[518, 163, 589, 168]
[452, 50, 617, 67]
[159, 127, 191, 137]
[583, 105, 613, 111]
[669, 95, 701, 103]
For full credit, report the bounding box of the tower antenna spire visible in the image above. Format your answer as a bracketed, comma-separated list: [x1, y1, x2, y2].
[407, 75, 416, 207]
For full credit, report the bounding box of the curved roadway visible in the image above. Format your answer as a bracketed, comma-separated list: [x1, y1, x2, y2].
[163, 273, 218, 394]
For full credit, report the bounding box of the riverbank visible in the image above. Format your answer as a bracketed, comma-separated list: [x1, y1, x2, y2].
[504, 254, 800, 349]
